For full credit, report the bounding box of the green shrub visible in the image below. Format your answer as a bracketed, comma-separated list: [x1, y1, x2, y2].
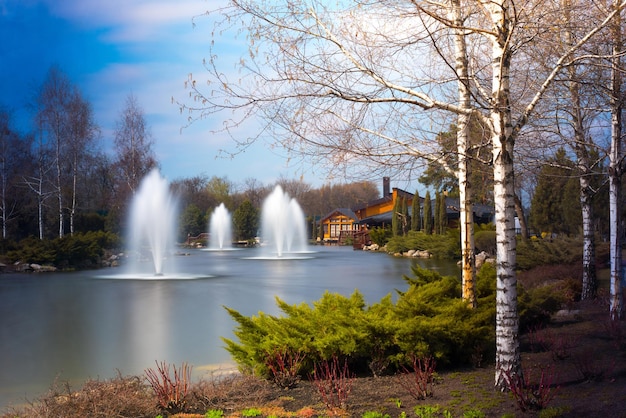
[223, 266, 497, 377]
[386, 230, 460, 259]
[474, 230, 496, 255]
[516, 236, 583, 270]
[369, 227, 392, 246]
[5, 231, 121, 269]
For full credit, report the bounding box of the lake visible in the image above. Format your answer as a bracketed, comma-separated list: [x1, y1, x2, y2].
[0, 246, 459, 409]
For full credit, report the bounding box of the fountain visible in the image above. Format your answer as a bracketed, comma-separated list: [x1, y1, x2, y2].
[258, 185, 309, 258]
[127, 169, 178, 276]
[209, 203, 233, 250]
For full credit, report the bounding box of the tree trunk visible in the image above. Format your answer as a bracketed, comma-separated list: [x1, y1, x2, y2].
[563, 0, 597, 300]
[451, 0, 476, 307]
[513, 193, 528, 240]
[609, 0, 623, 319]
[485, 0, 522, 390]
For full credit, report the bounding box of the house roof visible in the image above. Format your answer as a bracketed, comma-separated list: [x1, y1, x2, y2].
[320, 208, 358, 222]
[356, 197, 495, 226]
[352, 188, 415, 211]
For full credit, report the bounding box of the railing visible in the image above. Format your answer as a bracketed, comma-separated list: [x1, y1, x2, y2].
[338, 229, 371, 249]
[185, 232, 209, 245]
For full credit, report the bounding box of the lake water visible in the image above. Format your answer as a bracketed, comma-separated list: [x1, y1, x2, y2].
[0, 246, 459, 409]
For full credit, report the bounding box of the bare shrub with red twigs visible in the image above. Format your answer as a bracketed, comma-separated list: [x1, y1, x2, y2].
[265, 347, 304, 389]
[309, 356, 354, 414]
[504, 365, 559, 412]
[397, 354, 436, 400]
[144, 360, 192, 414]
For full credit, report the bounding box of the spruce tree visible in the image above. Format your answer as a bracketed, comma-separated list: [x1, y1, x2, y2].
[411, 190, 421, 231]
[423, 191, 432, 235]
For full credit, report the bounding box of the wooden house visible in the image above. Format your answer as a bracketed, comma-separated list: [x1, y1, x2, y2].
[319, 178, 494, 247]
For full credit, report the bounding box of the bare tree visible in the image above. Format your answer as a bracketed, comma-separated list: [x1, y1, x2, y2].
[113, 93, 157, 196]
[0, 109, 32, 239]
[183, 0, 626, 390]
[65, 88, 99, 236]
[36, 66, 74, 238]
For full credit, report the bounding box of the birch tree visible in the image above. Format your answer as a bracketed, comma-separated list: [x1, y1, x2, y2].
[36, 66, 73, 238]
[607, 0, 624, 319]
[113, 94, 157, 196]
[66, 89, 99, 236]
[184, 0, 626, 390]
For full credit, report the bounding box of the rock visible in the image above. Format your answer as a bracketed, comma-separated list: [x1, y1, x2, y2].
[30, 263, 57, 272]
[475, 251, 495, 270]
[363, 243, 380, 251]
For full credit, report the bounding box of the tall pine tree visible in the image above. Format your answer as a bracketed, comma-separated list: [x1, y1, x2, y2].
[434, 191, 442, 234]
[438, 193, 447, 234]
[423, 191, 432, 235]
[392, 196, 401, 236]
[411, 191, 421, 231]
[401, 196, 409, 235]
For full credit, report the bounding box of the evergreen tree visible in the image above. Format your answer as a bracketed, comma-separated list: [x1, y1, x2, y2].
[529, 149, 578, 236]
[401, 196, 409, 235]
[178, 204, 206, 241]
[411, 190, 421, 232]
[233, 200, 259, 241]
[438, 193, 447, 234]
[423, 191, 432, 235]
[392, 196, 401, 236]
[434, 191, 442, 235]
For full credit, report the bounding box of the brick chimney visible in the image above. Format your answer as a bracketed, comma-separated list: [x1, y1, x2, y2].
[383, 177, 390, 197]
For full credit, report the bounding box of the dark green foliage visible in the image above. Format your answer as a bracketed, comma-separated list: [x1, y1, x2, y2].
[423, 191, 432, 234]
[434, 192, 442, 235]
[437, 193, 447, 235]
[386, 230, 460, 259]
[392, 197, 401, 237]
[411, 191, 421, 232]
[529, 148, 580, 236]
[401, 197, 409, 235]
[179, 204, 207, 241]
[223, 266, 497, 378]
[5, 231, 121, 269]
[474, 229, 496, 255]
[233, 200, 259, 241]
[516, 236, 583, 270]
[369, 226, 392, 246]
[393, 266, 495, 366]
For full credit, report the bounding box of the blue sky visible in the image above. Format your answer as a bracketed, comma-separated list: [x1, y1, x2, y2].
[0, 0, 317, 188]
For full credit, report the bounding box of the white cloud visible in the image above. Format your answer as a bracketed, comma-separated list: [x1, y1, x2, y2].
[41, 0, 225, 42]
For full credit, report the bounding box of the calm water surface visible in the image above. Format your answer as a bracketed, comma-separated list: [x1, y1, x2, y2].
[0, 246, 459, 408]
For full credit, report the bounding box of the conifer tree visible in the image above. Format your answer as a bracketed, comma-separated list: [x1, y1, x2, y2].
[434, 191, 442, 235]
[423, 191, 432, 235]
[392, 196, 401, 236]
[411, 191, 421, 232]
[438, 193, 447, 235]
[401, 196, 409, 235]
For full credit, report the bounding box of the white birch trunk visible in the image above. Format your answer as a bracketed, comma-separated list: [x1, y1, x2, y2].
[609, 0, 623, 318]
[483, 0, 521, 390]
[451, 0, 476, 307]
[563, 0, 597, 300]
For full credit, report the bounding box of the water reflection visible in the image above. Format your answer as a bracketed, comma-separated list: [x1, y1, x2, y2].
[0, 246, 459, 408]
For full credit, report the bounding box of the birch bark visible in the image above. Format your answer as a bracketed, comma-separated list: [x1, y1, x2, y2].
[481, 0, 521, 389]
